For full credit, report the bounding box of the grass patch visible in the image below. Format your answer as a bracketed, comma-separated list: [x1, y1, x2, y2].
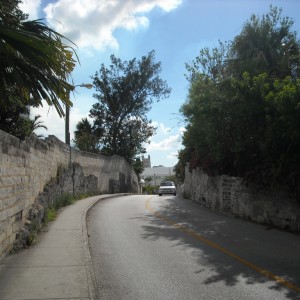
[45, 207, 57, 222]
[48, 192, 98, 220]
[52, 192, 98, 211]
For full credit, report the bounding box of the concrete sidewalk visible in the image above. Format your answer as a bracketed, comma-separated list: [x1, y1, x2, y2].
[0, 194, 122, 300]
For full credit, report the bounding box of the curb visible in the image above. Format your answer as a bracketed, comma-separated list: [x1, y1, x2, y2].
[81, 194, 129, 300]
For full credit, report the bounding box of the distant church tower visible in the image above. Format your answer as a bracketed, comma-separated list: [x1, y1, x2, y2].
[142, 155, 151, 168]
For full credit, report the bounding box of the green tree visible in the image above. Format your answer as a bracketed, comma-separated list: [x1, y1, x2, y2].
[178, 6, 300, 196]
[0, 104, 47, 139]
[229, 6, 300, 79]
[132, 157, 144, 179]
[261, 77, 300, 190]
[174, 148, 192, 183]
[0, 0, 78, 116]
[185, 40, 231, 83]
[145, 176, 153, 185]
[90, 50, 171, 163]
[73, 118, 100, 153]
[0, 98, 32, 139]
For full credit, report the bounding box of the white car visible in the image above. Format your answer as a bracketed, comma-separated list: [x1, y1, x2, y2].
[158, 181, 176, 196]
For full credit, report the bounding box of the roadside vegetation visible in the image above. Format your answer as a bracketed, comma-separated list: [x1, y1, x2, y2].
[44, 192, 94, 223]
[174, 6, 300, 198]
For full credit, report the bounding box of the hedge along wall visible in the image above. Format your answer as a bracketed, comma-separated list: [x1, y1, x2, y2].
[0, 129, 139, 258]
[183, 165, 300, 232]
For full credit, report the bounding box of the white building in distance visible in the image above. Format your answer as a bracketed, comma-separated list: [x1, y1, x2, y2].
[141, 154, 175, 186]
[141, 165, 175, 186]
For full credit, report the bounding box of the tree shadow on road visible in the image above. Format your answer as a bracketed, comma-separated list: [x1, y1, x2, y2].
[137, 196, 300, 299]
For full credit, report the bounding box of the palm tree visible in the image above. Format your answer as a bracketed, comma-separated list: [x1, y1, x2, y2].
[30, 115, 48, 138]
[0, 0, 78, 116]
[230, 6, 300, 79]
[73, 118, 100, 153]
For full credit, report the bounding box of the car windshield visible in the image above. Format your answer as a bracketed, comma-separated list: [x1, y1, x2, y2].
[160, 181, 174, 186]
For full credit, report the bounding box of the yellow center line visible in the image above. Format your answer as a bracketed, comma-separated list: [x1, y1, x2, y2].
[145, 197, 300, 294]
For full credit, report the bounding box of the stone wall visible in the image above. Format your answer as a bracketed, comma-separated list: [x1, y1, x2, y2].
[71, 147, 138, 193]
[0, 130, 139, 258]
[183, 165, 300, 232]
[12, 163, 98, 252]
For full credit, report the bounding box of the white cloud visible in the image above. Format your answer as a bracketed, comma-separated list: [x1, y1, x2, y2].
[146, 127, 184, 152]
[147, 134, 178, 151]
[152, 121, 171, 134]
[160, 123, 171, 134]
[19, 0, 41, 19]
[145, 134, 182, 166]
[43, 0, 182, 50]
[179, 127, 186, 133]
[144, 122, 184, 166]
[145, 120, 184, 151]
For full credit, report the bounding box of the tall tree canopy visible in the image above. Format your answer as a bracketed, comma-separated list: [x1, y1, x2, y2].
[89, 50, 171, 163]
[177, 6, 300, 196]
[0, 0, 78, 116]
[230, 6, 300, 78]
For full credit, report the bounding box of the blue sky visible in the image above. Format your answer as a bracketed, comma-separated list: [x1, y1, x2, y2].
[21, 0, 300, 167]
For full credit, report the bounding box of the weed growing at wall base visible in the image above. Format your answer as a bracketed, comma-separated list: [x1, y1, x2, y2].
[46, 192, 98, 222]
[52, 193, 76, 210]
[27, 219, 40, 246]
[45, 208, 57, 223]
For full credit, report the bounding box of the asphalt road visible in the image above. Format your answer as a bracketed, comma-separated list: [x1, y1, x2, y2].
[87, 194, 300, 299]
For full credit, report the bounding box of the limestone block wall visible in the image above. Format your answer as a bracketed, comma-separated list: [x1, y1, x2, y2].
[0, 129, 139, 258]
[71, 149, 138, 193]
[12, 163, 98, 252]
[183, 165, 300, 232]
